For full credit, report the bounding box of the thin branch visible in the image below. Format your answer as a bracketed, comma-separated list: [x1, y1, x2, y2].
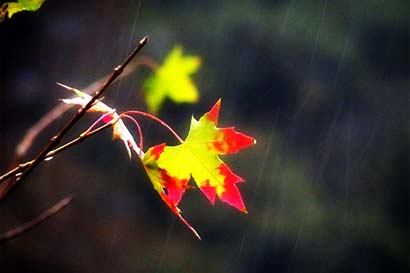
[47, 121, 114, 158]
[2, 53, 156, 195]
[0, 36, 148, 202]
[0, 195, 74, 244]
[83, 55, 159, 93]
[1, 45, 154, 185]
[14, 104, 71, 161]
[12, 54, 158, 165]
[0, 121, 114, 185]
[130, 55, 159, 71]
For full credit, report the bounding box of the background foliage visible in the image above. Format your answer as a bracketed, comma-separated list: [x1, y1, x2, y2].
[0, 1, 408, 272]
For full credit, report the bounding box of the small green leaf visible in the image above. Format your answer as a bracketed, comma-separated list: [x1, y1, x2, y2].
[5, 0, 45, 19]
[143, 46, 201, 113]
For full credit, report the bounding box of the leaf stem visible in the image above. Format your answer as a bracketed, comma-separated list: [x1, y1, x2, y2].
[122, 110, 184, 144]
[82, 109, 117, 135]
[121, 114, 144, 158]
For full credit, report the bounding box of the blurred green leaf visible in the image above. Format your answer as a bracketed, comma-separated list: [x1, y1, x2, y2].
[143, 46, 201, 113]
[4, 0, 45, 19]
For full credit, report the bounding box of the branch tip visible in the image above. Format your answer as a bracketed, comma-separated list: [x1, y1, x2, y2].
[140, 36, 148, 45]
[56, 82, 73, 91]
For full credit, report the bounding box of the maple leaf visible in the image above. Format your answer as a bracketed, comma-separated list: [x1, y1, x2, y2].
[143, 46, 201, 113]
[142, 99, 256, 238]
[58, 83, 142, 158]
[2, 0, 45, 19]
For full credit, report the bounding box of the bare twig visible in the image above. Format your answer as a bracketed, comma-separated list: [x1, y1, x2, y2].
[0, 36, 148, 202]
[2, 54, 157, 197]
[0, 121, 114, 186]
[12, 55, 158, 164]
[0, 195, 74, 244]
[82, 55, 158, 93]
[14, 104, 71, 162]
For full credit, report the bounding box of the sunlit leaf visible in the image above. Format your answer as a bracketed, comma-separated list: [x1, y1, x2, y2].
[3, 0, 45, 19]
[59, 83, 142, 158]
[142, 99, 256, 238]
[143, 46, 201, 113]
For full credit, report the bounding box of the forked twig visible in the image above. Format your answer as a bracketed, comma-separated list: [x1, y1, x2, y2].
[0, 106, 187, 183]
[2, 53, 157, 198]
[12, 55, 158, 164]
[0, 36, 148, 202]
[0, 121, 114, 185]
[0, 195, 74, 244]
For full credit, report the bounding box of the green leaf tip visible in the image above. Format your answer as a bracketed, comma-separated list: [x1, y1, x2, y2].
[1, 0, 45, 21]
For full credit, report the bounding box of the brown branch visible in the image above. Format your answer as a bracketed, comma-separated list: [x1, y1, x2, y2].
[0, 121, 113, 186]
[0, 36, 148, 202]
[9, 53, 158, 167]
[131, 55, 159, 71]
[82, 55, 158, 93]
[9, 55, 157, 166]
[0, 195, 74, 244]
[14, 104, 71, 162]
[1, 46, 155, 195]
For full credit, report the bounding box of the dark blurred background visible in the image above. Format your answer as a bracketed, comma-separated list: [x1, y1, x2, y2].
[0, 1, 408, 272]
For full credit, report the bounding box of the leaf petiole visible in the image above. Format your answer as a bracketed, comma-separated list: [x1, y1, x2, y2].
[122, 110, 184, 144]
[81, 109, 117, 137]
[120, 114, 144, 158]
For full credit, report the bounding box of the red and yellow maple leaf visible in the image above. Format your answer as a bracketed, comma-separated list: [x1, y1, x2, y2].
[142, 99, 256, 238]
